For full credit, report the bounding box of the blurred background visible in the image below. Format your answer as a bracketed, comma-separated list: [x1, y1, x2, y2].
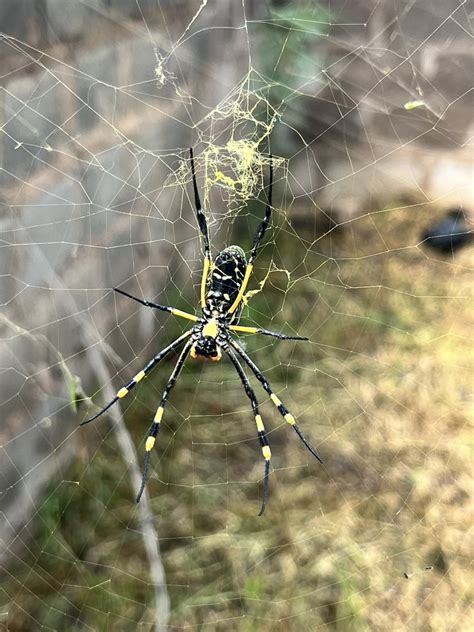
[0, 1, 472, 630]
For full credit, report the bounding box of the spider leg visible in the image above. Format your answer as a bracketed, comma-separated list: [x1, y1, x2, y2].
[136, 339, 193, 502]
[229, 324, 308, 341]
[249, 155, 273, 265]
[225, 344, 271, 516]
[228, 156, 273, 315]
[189, 147, 212, 308]
[114, 287, 198, 322]
[228, 337, 323, 464]
[80, 330, 192, 426]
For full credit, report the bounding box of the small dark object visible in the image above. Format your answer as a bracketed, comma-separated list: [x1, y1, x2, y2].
[422, 208, 473, 254]
[403, 566, 434, 579]
[80, 148, 322, 515]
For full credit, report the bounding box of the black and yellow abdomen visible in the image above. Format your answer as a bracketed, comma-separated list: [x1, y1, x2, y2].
[206, 246, 247, 312]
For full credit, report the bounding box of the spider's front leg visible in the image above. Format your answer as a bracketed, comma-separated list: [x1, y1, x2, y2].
[227, 156, 273, 316]
[189, 148, 212, 308]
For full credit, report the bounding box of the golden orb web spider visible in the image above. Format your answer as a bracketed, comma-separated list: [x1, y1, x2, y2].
[81, 148, 322, 515]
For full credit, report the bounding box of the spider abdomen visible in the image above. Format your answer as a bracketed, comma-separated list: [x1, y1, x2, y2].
[206, 245, 247, 312]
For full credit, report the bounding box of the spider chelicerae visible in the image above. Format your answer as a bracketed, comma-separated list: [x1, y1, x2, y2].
[81, 148, 322, 515]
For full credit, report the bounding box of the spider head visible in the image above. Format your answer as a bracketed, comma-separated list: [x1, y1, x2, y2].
[191, 337, 222, 362]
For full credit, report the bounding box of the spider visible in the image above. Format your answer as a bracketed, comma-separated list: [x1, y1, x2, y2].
[81, 148, 322, 515]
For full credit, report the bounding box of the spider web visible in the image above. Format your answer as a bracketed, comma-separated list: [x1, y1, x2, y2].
[1, 1, 472, 630]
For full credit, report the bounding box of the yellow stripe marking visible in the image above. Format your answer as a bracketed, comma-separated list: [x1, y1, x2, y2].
[284, 413, 295, 425]
[145, 436, 156, 452]
[255, 414, 264, 432]
[270, 393, 281, 407]
[229, 325, 258, 334]
[202, 318, 218, 338]
[262, 445, 271, 460]
[171, 308, 198, 322]
[228, 264, 253, 314]
[134, 370, 146, 383]
[201, 256, 211, 307]
[117, 387, 129, 398]
[154, 406, 164, 423]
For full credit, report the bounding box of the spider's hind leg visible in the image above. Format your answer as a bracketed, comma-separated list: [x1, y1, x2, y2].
[228, 338, 323, 464]
[136, 339, 193, 502]
[80, 331, 192, 426]
[225, 344, 271, 516]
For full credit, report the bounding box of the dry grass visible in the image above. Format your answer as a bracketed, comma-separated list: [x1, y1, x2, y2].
[2, 204, 472, 631]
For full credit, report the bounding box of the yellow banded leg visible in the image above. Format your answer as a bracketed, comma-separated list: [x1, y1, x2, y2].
[80, 331, 192, 427]
[114, 287, 198, 321]
[255, 414, 272, 462]
[136, 339, 193, 503]
[228, 338, 323, 465]
[270, 394, 299, 430]
[117, 367, 146, 399]
[145, 406, 164, 452]
[255, 414, 272, 517]
[225, 346, 272, 515]
[229, 324, 308, 341]
[268, 394, 322, 464]
[136, 406, 164, 502]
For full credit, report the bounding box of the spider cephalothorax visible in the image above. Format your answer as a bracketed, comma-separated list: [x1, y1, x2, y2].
[81, 148, 322, 515]
[190, 317, 224, 361]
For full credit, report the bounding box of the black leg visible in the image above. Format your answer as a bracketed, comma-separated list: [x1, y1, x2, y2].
[114, 287, 198, 322]
[189, 147, 212, 308]
[227, 157, 273, 315]
[136, 339, 193, 502]
[230, 323, 308, 341]
[114, 287, 174, 313]
[225, 345, 271, 516]
[228, 337, 323, 464]
[249, 156, 273, 264]
[80, 331, 192, 426]
[189, 147, 211, 260]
